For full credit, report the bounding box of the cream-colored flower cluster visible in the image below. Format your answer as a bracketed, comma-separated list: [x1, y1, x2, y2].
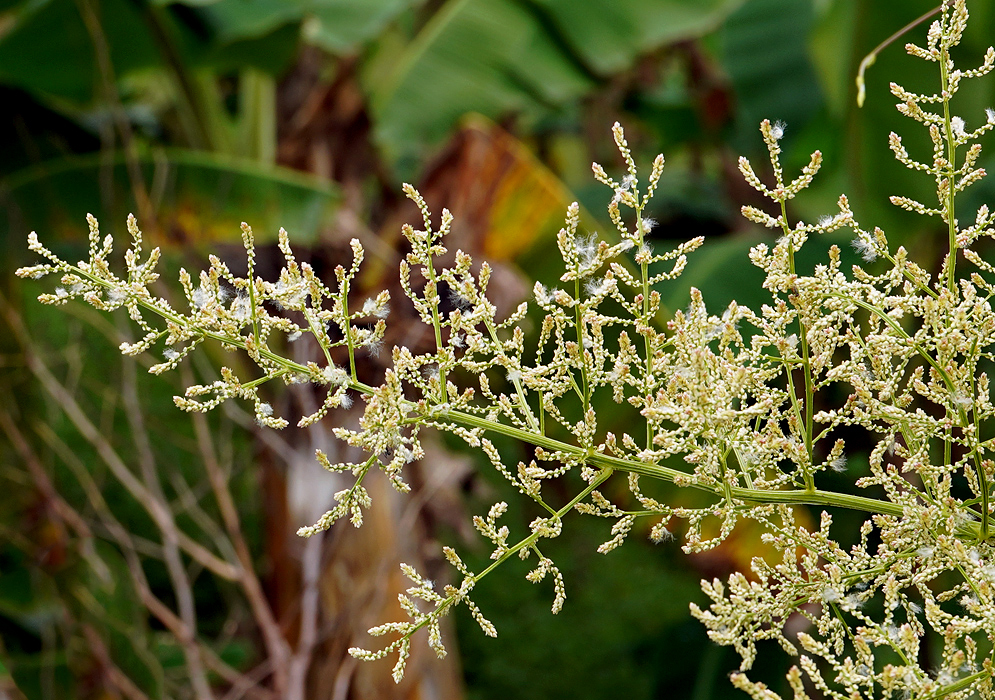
[18, 1, 995, 696]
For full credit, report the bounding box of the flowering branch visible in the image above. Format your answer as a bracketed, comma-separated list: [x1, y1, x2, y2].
[18, 2, 995, 697]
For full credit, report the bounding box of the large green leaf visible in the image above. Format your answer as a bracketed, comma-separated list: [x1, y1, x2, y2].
[305, 0, 415, 53]
[182, 0, 415, 53]
[533, 0, 745, 75]
[0, 0, 162, 103]
[370, 0, 744, 172]
[719, 0, 824, 152]
[1, 149, 338, 256]
[186, 0, 304, 43]
[808, 0, 858, 119]
[370, 0, 590, 169]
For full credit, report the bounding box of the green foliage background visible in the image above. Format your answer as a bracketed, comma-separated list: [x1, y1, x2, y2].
[3, 0, 995, 698]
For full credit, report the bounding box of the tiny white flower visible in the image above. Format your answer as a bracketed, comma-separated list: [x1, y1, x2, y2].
[163, 348, 180, 361]
[830, 455, 847, 473]
[843, 593, 864, 610]
[192, 285, 210, 309]
[935, 671, 955, 687]
[851, 236, 878, 262]
[449, 289, 472, 310]
[951, 391, 973, 408]
[951, 116, 966, 137]
[575, 233, 597, 259]
[771, 120, 786, 140]
[232, 295, 251, 321]
[322, 364, 349, 386]
[987, 107, 995, 123]
[363, 336, 383, 356]
[258, 402, 273, 417]
[650, 523, 674, 543]
[584, 277, 611, 297]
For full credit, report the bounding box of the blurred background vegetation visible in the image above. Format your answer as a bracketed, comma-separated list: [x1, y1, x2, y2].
[2, 0, 995, 698]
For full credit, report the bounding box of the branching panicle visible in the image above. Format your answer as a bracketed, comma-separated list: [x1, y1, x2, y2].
[18, 2, 995, 696]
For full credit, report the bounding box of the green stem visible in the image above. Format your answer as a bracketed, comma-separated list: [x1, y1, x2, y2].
[247, 271, 260, 346]
[921, 668, 995, 700]
[401, 466, 612, 637]
[304, 307, 335, 368]
[940, 42, 958, 294]
[636, 209, 653, 450]
[780, 199, 815, 491]
[442, 405, 906, 518]
[341, 283, 357, 380]
[574, 274, 590, 418]
[969, 339, 990, 538]
[483, 318, 538, 431]
[474, 467, 611, 580]
[242, 369, 288, 390]
[826, 294, 957, 392]
[423, 253, 449, 403]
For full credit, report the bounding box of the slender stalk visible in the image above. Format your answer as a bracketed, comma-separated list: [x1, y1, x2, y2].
[780, 199, 816, 491]
[483, 317, 538, 430]
[855, 2, 951, 108]
[574, 274, 590, 418]
[940, 41, 959, 294]
[636, 209, 654, 451]
[341, 282, 358, 380]
[398, 467, 612, 640]
[423, 249, 449, 403]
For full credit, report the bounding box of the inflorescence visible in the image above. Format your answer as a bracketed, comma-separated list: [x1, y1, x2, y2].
[17, 2, 995, 697]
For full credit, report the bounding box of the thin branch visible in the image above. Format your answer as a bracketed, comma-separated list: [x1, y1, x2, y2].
[0, 292, 240, 582]
[119, 333, 215, 700]
[182, 364, 292, 694]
